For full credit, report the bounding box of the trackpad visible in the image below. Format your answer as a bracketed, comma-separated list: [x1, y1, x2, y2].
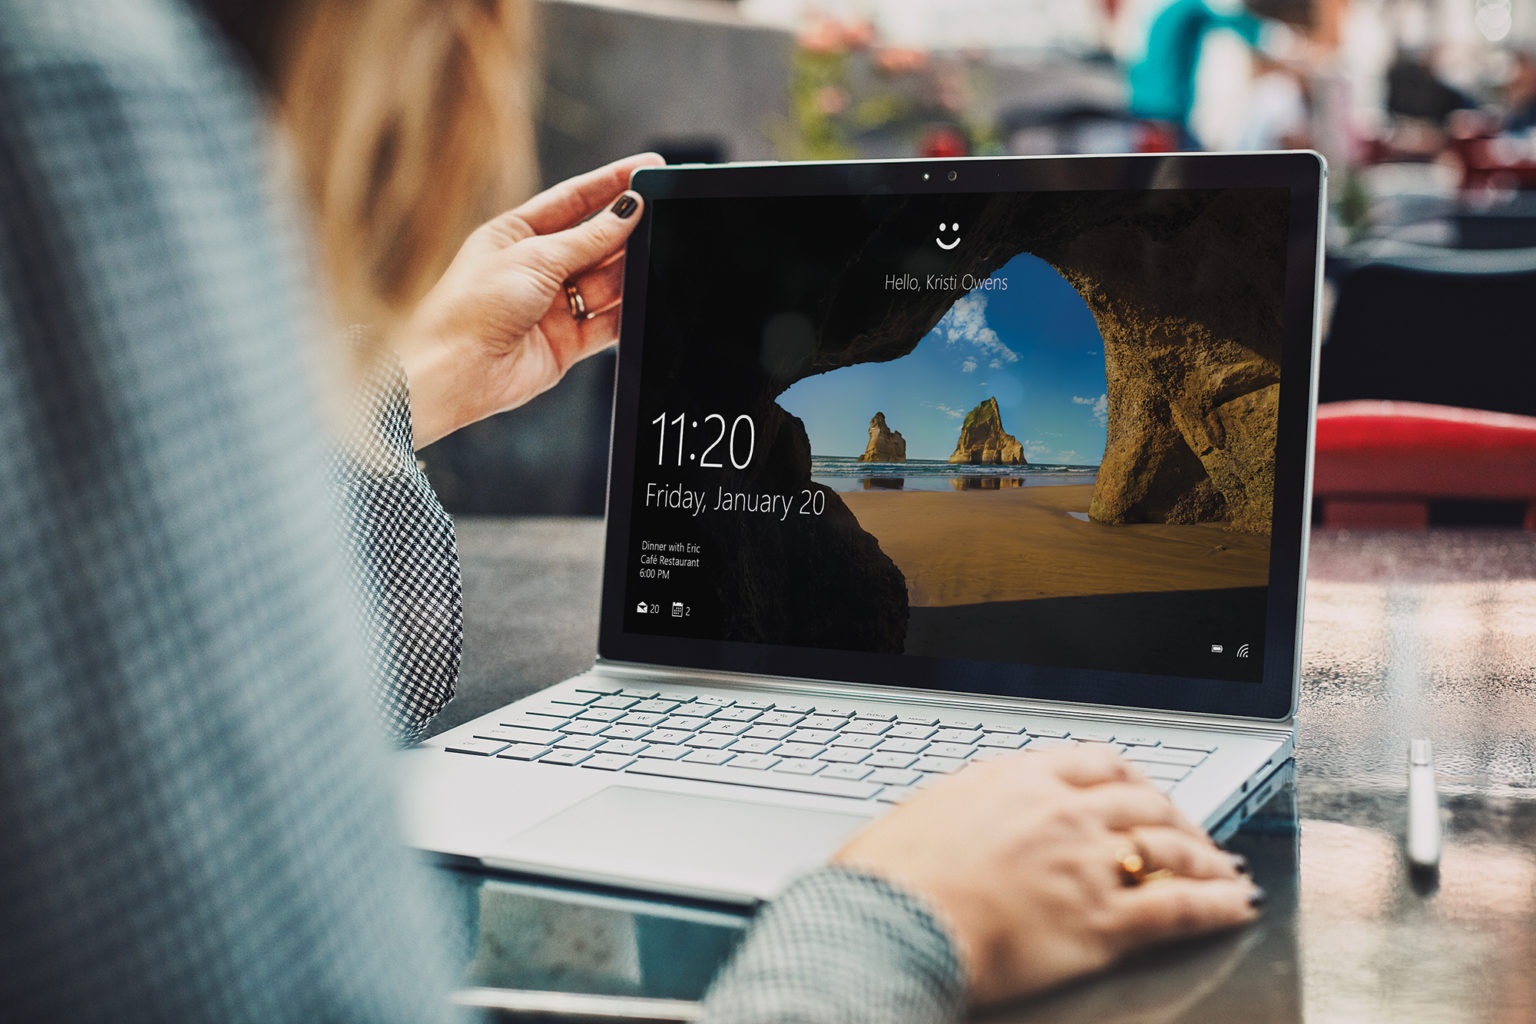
[503, 787, 871, 897]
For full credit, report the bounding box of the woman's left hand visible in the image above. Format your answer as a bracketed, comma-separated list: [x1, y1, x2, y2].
[396, 152, 663, 449]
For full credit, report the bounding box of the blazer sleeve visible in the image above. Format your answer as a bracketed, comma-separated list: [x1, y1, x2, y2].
[329, 337, 464, 744]
[0, 4, 464, 1020]
[700, 866, 967, 1024]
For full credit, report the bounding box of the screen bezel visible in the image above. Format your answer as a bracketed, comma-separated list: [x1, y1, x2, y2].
[598, 152, 1324, 722]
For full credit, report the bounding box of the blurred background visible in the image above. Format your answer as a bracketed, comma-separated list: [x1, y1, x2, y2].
[420, 0, 1536, 521]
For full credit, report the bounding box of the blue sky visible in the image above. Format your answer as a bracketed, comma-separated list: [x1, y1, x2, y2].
[779, 253, 1109, 466]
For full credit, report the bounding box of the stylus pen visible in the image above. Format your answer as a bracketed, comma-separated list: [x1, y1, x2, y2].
[1406, 738, 1441, 873]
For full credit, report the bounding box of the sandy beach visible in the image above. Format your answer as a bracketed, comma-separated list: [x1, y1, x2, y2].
[839, 484, 1270, 608]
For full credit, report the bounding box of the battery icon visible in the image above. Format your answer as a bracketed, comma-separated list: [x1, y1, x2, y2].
[1210, 643, 1224, 654]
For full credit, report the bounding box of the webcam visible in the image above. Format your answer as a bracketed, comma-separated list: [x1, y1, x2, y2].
[947, 169, 958, 182]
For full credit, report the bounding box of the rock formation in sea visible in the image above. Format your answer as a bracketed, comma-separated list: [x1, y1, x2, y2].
[858, 412, 907, 462]
[947, 397, 1026, 465]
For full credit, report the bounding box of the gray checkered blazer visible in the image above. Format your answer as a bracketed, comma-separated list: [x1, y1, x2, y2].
[0, 1, 964, 1021]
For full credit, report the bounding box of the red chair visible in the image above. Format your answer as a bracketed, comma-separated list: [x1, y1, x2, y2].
[1313, 401, 1536, 529]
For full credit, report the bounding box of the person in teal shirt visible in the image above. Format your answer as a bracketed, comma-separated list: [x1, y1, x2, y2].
[1129, 0, 1266, 148]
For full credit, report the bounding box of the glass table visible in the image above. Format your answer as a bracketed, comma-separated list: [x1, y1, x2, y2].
[437, 522, 1536, 1022]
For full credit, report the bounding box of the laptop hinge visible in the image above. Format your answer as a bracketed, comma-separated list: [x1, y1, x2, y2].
[587, 659, 1292, 739]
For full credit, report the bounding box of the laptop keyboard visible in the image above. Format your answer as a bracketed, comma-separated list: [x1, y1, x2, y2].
[443, 685, 1218, 804]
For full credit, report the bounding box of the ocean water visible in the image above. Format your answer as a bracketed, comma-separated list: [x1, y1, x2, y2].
[811, 456, 1098, 493]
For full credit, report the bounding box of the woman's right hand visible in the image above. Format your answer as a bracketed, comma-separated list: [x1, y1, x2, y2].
[832, 745, 1260, 1007]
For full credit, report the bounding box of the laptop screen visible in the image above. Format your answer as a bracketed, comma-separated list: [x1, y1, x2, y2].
[602, 154, 1323, 721]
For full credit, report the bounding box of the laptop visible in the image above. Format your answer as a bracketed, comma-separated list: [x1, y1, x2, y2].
[400, 151, 1326, 905]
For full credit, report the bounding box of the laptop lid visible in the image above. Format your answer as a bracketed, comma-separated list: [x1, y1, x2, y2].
[599, 153, 1324, 723]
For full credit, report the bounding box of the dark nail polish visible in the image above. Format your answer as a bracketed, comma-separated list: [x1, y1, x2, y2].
[611, 193, 638, 219]
[1229, 852, 1250, 875]
[1248, 886, 1267, 909]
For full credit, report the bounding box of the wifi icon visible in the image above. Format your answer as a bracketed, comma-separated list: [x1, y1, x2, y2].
[1235, 644, 1251, 658]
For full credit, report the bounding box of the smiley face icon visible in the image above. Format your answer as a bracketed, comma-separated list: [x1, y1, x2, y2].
[936, 221, 961, 250]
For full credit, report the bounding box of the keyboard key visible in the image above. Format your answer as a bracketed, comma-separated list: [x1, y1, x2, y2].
[939, 719, 984, 731]
[772, 759, 826, 776]
[502, 713, 571, 731]
[820, 763, 874, 782]
[843, 720, 891, 736]
[1074, 730, 1117, 743]
[1029, 727, 1071, 739]
[646, 729, 693, 746]
[714, 707, 763, 723]
[744, 724, 794, 741]
[574, 683, 622, 696]
[618, 688, 661, 699]
[878, 738, 930, 754]
[1135, 763, 1190, 781]
[656, 691, 696, 703]
[552, 734, 605, 751]
[695, 695, 734, 707]
[582, 754, 636, 771]
[603, 724, 652, 741]
[867, 767, 921, 786]
[731, 738, 782, 755]
[1152, 778, 1179, 794]
[756, 711, 805, 727]
[1129, 748, 1207, 767]
[672, 704, 719, 718]
[1119, 735, 1161, 747]
[682, 749, 736, 766]
[577, 708, 626, 723]
[1027, 737, 1076, 750]
[926, 742, 977, 760]
[516, 706, 572, 720]
[913, 756, 966, 774]
[977, 734, 1027, 750]
[896, 714, 939, 726]
[495, 743, 552, 761]
[701, 721, 751, 736]
[628, 760, 881, 800]
[829, 733, 882, 750]
[774, 743, 824, 759]
[802, 716, 846, 731]
[888, 724, 936, 740]
[596, 739, 647, 756]
[540, 749, 592, 766]
[728, 753, 781, 770]
[637, 744, 689, 761]
[852, 711, 897, 722]
[875, 785, 918, 804]
[777, 703, 816, 714]
[980, 721, 1026, 734]
[733, 699, 776, 710]
[1161, 740, 1217, 753]
[560, 720, 609, 736]
[593, 695, 639, 710]
[550, 692, 598, 706]
[933, 729, 982, 744]
[445, 737, 509, 756]
[821, 748, 869, 765]
[618, 712, 667, 727]
[660, 716, 705, 731]
[866, 751, 918, 770]
[632, 699, 681, 715]
[817, 706, 857, 718]
[684, 734, 736, 750]
[473, 725, 561, 746]
[790, 729, 838, 745]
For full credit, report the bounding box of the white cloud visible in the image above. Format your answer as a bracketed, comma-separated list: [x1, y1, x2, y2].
[1025, 442, 1052, 458]
[1056, 449, 1081, 463]
[923, 401, 966, 419]
[1073, 393, 1108, 428]
[935, 292, 1019, 365]
[960, 357, 977, 373]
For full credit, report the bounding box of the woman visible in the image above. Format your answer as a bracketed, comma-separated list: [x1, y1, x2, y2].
[0, 0, 1260, 1020]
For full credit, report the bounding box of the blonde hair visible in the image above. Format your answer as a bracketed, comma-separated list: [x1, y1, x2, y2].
[274, 0, 537, 329]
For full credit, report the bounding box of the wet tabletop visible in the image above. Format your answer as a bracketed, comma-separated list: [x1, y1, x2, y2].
[446, 521, 1536, 1023]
